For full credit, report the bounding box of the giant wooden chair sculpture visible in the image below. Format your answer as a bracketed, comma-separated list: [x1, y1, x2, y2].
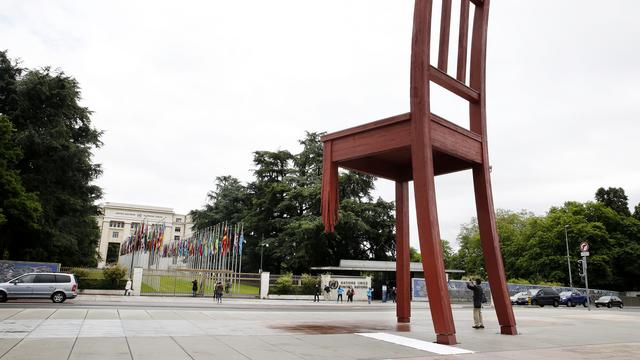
[320, 0, 516, 344]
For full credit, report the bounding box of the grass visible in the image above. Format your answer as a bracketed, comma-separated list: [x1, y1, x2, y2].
[141, 275, 259, 296]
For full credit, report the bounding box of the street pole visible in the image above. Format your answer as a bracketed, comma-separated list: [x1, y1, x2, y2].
[583, 255, 590, 311]
[564, 225, 573, 289]
[259, 234, 264, 274]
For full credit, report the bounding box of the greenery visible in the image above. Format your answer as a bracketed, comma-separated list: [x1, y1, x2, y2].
[191, 132, 396, 274]
[0, 51, 102, 266]
[273, 273, 294, 294]
[103, 266, 127, 285]
[140, 276, 260, 296]
[450, 187, 640, 291]
[300, 273, 319, 295]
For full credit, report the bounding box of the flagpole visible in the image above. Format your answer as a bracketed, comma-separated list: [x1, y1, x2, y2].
[237, 223, 244, 294]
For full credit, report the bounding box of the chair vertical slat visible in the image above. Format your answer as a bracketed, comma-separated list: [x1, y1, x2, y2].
[438, 0, 452, 72]
[457, 0, 470, 82]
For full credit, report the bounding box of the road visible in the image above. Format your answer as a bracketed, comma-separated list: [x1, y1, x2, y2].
[0, 296, 638, 359]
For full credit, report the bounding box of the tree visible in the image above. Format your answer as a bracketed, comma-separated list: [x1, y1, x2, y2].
[595, 187, 631, 217]
[633, 203, 640, 221]
[193, 132, 398, 274]
[0, 51, 103, 266]
[190, 175, 249, 229]
[0, 115, 42, 257]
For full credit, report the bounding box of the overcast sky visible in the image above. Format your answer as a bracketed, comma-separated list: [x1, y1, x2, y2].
[2, 1, 639, 250]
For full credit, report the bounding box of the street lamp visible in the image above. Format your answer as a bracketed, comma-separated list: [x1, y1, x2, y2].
[259, 235, 268, 273]
[564, 225, 573, 289]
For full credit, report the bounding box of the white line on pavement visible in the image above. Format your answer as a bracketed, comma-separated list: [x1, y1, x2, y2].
[356, 332, 474, 355]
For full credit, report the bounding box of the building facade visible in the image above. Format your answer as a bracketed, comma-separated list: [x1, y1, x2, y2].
[96, 202, 193, 268]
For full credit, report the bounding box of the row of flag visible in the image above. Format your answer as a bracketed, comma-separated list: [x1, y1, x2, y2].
[119, 222, 245, 258]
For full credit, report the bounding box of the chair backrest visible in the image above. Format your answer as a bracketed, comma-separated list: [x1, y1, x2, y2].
[413, 0, 490, 134]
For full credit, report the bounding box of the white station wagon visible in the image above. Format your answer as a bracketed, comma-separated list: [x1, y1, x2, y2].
[0, 272, 78, 303]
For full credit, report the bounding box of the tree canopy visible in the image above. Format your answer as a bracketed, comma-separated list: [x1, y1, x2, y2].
[191, 132, 396, 274]
[0, 51, 102, 266]
[451, 188, 640, 291]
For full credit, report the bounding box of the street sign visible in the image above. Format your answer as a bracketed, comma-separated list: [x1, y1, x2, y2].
[580, 242, 589, 252]
[581, 251, 590, 257]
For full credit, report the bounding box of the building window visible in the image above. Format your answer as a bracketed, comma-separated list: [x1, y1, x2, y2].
[174, 235, 180, 241]
[109, 221, 124, 228]
[112, 231, 119, 239]
[175, 227, 181, 233]
[176, 218, 182, 223]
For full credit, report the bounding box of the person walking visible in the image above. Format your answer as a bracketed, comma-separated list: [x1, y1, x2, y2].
[390, 287, 397, 303]
[467, 279, 484, 329]
[314, 283, 321, 302]
[323, 285, 331, 301]
[215, 281, 224, 303]
[337, 286, 344, 303]
[124, 278, 132, 296]
[367, 287, 373, 304]
[192, 279, 198, 297]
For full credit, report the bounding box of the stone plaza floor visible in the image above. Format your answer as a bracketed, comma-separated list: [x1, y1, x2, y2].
[0, 296, 638, 359]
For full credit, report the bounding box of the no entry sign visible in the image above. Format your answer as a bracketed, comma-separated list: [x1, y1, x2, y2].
[580, 242, 589, 252]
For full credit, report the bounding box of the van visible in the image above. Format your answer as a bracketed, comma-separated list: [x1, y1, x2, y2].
[0, 272, 78, 303]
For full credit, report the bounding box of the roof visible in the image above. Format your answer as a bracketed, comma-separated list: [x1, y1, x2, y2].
[311, 259, 465, 273]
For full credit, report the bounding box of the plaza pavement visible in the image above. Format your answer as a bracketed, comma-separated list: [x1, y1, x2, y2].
[0, 295, 638, 359]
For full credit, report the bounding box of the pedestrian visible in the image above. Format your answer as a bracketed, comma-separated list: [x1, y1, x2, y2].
[367, 287, 373, 304]
[215, 281, 224, 303]
[348, 287, 355, 302]
[192, 279, 198, 297]
[390, 287, 397, 303]
[467, 279, 484, 329]
[314, 283, 321, 302]
[324, 285, 331, 301]
[337, 285, 344, 303]
[124, 278, 132, 296]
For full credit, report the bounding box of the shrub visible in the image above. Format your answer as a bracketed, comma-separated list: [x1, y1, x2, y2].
[300, 273, 319, 295]
[274, 273, 294, 294]
[103, 265, 127, 286]
[71, 268, 89, 280]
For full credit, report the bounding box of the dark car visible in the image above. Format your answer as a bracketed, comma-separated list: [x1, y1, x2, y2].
[595, 296, 623, 309]
[528, 288, 560, 307]
[559, 291, 588, 307]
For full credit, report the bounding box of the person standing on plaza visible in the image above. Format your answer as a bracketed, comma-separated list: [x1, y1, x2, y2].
[215, 281, 224, 303]
[390, 287, 397, 303]
[337, 285, 344, 303]
[346, 287, 353, 302]
[314, 283, 321, 302]
[467, 279, 484, 329]
[367, 287, 373, 304]
[124, 278, 132, 296]
[192, 279, 198, 297]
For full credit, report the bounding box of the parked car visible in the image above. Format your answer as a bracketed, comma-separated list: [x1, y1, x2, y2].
[559, 291, 588, 307]
[528, 288, 560, 307]
[0, 273, 78, 303]
[594, 295, 623, 309]
[510, 291, 528, 305]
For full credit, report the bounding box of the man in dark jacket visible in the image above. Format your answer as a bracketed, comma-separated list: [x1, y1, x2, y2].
[467, 279, 484, 329]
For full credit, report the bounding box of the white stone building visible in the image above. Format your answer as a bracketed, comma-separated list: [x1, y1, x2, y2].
[95, 202, 193, 268]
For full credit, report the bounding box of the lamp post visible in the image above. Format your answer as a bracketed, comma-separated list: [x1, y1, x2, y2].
[564, 225, 573, 289]
[259, 234, 268, 273]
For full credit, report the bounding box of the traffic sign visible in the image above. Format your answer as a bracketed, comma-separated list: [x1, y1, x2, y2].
[580, 242, 589, 252]
[581, 251, 590, 257]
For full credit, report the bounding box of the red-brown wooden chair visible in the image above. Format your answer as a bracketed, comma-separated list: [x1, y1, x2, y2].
[320, 0, 517, 344]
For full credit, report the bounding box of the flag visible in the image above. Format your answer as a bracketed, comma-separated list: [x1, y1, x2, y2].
[239, 232, 245, 255]
[222, 226, 229, 254]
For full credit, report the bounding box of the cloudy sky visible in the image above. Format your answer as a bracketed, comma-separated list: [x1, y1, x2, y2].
[2, 1, 639, 250]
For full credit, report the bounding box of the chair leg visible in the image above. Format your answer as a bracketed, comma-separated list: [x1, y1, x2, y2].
[411, 146, 457, 344]
[472, 164, 518, 335]
[396, 181, 410, 323]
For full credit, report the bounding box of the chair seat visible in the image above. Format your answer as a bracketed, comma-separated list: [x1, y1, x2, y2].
[321, 112, 483, 181]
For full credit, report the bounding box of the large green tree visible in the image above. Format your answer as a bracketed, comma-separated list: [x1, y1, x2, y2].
[191, 132, 397, 274]
[0, 51, 103, 266]
[595, 187, 631, 216]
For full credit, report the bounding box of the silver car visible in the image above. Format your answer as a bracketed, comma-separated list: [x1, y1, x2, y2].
[0, 272, 78, 303]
